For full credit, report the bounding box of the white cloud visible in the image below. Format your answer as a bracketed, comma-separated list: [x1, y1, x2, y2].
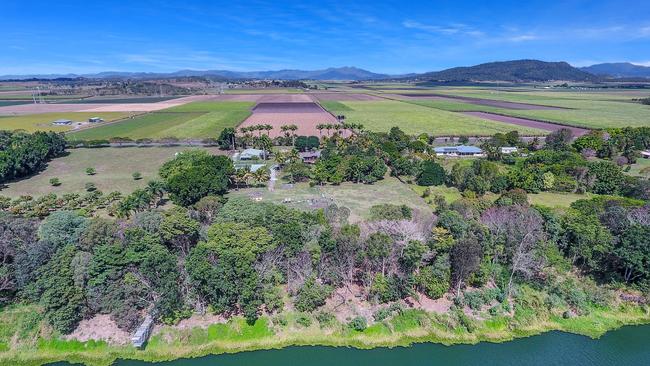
[506, 34, 540, 42]
[402, 21, 483, 37]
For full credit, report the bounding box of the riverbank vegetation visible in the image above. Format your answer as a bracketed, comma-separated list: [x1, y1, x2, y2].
[0, 124, 648, 366]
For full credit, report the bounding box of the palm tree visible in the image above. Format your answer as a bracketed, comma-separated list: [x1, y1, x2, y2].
[253, 166, 271, 186]
[145, 180, 166, 207]
[233, 168, 251, 190]
[316, 124, 325, 137]
[325, 124, 333, 136]
[264, 124, 273, 136]
[288, 124, 298, 146]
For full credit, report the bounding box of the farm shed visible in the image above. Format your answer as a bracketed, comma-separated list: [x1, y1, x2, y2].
[88, 117, 104, 123]
[500, 147, 518, 154]
[52, 119, 73, 125]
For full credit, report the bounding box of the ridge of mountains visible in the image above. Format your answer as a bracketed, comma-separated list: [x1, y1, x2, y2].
[2, 61, 649, 82]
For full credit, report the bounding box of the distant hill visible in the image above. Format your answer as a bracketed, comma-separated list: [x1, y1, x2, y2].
[412, 60, 600, 82]
[580, 63, 650, 78]
[0, 67, 390, 81]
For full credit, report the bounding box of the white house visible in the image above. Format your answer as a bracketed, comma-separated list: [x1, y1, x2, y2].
[239, 148, 266, 160]
[500, 146, 518, 154]
[641, 150, 650, 159]
[434, 145, 484, 157]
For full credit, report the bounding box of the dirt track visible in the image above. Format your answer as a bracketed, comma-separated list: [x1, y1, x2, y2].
[310, 92, 383, 101]
[463, 111, 589, 136]
[396, 93, 565, 110]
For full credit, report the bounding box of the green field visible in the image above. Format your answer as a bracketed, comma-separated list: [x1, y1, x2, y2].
[0, 146, 225, 197]
[0, 112, 133, 133]
[428, 89, 650, 129]
[320, 100, 545, 135]
[69, 102, 254, 139]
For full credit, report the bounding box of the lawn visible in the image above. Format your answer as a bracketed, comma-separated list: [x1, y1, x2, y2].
[229, 176, 431, 222]
[0, 146, 226, 198]
[69, 102, 254, 140]
[527, 191, 595, 208]
[0, 112, 133, 133]
[320, 100, 545, 136]
[627, 158, 650, 178]
[433, 89, 650, 129]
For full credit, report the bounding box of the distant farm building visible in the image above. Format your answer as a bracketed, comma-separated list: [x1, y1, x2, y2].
[299, 150, 321, 164]
[52, 119, 73, 126]
[434, 145, 484, 157]
[239, 148, 266, 160]
[641, 150, 650, 159]
[500, 147, 518, 154]
[88, 117, 104, 123]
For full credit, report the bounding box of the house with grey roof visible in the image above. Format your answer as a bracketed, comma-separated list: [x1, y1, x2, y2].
[434, 145, 484, 157]
[239, 148, 266, 160]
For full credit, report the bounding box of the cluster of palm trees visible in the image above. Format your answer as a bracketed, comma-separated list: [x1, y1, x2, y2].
[316, 122, 364, 136]
[231, 166, 271, 190]
[239, 124, 273, 136]
[114, 180, 166, 218]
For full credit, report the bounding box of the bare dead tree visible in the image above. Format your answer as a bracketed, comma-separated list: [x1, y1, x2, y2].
[481, 205, 546, 298]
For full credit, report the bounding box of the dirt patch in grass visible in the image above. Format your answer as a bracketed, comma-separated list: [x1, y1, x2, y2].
[65, 314, 130, 345]
[462, 111, 589, 136]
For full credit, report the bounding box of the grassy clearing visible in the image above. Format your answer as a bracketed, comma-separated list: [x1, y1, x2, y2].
[434, 89, 650, 129]
[228, 177, 431, 222]
[627, 158, 650, 177]
[527, 191, 595, 208]
[69, 102, 253, 140]
[321, 100, 545, 136]
[0, 147, 225, 197]
[0, 112, 133, 133]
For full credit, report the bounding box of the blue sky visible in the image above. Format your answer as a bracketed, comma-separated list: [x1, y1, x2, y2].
[1, 0, 649, 75]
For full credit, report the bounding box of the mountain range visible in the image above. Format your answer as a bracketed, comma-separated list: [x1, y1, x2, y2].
[579, 62, 650, 78]
[0, 67, 391, 81]
[2, 61, 650, 82]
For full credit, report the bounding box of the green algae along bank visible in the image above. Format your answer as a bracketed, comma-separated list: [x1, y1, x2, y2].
[2, 304, 649, 366]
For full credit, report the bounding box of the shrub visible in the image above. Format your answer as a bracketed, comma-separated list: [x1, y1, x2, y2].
[315, 311, 335, 327]
[85, 167, 96, 175]
[84, 182, 97, 192]
[348, 316, 367, 331]
[295, 277, 332, 312]
[49, 177, 61, 187]
[132, 172, 142, 180]
[417, 160, 446, 186]
[295, 314, 312, 327]
[369, 204, 412, 221]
